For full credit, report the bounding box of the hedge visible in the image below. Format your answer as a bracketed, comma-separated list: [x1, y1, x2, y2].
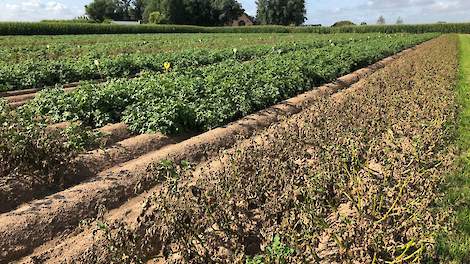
[1, 22, 470, 36]
[0, 23, 288, 35]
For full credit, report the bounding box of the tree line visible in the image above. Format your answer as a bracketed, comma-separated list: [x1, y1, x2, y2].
[85, 0, 306, 26]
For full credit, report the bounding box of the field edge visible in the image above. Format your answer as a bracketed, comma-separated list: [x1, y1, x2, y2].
[436, 34, 470, 263]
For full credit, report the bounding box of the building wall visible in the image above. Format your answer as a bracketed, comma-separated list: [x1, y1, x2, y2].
[231, 14, 254, 26]
[111, 21, 142, 26]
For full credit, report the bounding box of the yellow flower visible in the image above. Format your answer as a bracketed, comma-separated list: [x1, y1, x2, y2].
[94, 59, 100, 66]
[163, 62, 171, 71]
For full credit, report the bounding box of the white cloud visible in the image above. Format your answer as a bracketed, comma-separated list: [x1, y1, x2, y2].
[426, 0, 469, 11]
[46, 2, 68, 12]
[0, 0, 83, 21]
[22, 0, 45, 11]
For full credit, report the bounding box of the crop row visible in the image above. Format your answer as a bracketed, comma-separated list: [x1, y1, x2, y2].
[0, 33, 323, 63]
[96, 35, 459, 263]
[1, 22, 470, 35]
[0, 33, 404, 91]
[24, 34, 435, 133]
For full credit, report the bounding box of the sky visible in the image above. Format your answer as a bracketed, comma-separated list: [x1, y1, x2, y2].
[0, 0, 469, 25]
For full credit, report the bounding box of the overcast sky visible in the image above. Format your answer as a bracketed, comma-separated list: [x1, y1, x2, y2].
[0, 0, 469, 25]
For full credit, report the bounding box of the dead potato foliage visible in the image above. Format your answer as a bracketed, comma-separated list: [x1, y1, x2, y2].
[99, 36, 459, 263]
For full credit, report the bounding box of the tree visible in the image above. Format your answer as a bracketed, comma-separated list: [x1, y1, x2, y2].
[256, 0, 306, 26]
[143, 0, 242, 26]
[115, 0, 132, 20]
[149, 11, 165, 24]
[396, 16, 404, 25]
[377, 15, 386, 25]
[181, 0, 243, 26]
[256, 0, 268, 24]
[142, 0, 160, 22]
[130, 0, 146, 20]
[86, 0, 142, 21]
[211, 0, 244, 25]
[86, 0, 149, 22]
[85, 0, 118, 22]
[143, 0, 184, 23]
[181, 0, 214, 25]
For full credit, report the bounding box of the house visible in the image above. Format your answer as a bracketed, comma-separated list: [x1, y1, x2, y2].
[229, 13, 254, 26]
[110, 20, 142, 26]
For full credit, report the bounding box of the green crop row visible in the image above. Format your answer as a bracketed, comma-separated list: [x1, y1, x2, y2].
[0, 33, 393, 91]
[0, 22, 469, 36]
[23, 34, 435, 133]
[0, 33, 323, 63]
[0, 22, 209, 36]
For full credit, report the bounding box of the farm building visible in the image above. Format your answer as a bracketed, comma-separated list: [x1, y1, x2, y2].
[110, 20, 142, 25]
[228, 13, 254, 26]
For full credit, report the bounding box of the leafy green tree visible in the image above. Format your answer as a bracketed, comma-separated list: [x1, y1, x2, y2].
[142, 0, 159, 22]
[115, 0, 132, 20]
[181, 0, 214, 25]
[212, 0, 244, 25]
[143, 0, 185, 23]
[85, 0, 118, 22]
[86, 0, 147, 21]
[256, 0, 268, 24]
[256, 0, 306, 26]
[179, 0, 243, 26]
[149, 11, 166, 24]
[143, 0, 242, 26]
[130, 0, 146, 20]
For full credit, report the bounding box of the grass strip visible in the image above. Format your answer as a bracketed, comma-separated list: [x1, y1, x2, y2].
[436, 34, 470, 263]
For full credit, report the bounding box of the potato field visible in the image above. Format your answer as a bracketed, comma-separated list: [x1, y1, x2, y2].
[0, 31, 469, 263]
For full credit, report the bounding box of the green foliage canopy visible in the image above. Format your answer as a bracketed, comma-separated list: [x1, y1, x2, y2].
[86, 0, 147, 22]
[148, 11, 166, 24]
[85, 0, 119, 22]
[143, 0, 244, 26]
[256, 0, 306, 26]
